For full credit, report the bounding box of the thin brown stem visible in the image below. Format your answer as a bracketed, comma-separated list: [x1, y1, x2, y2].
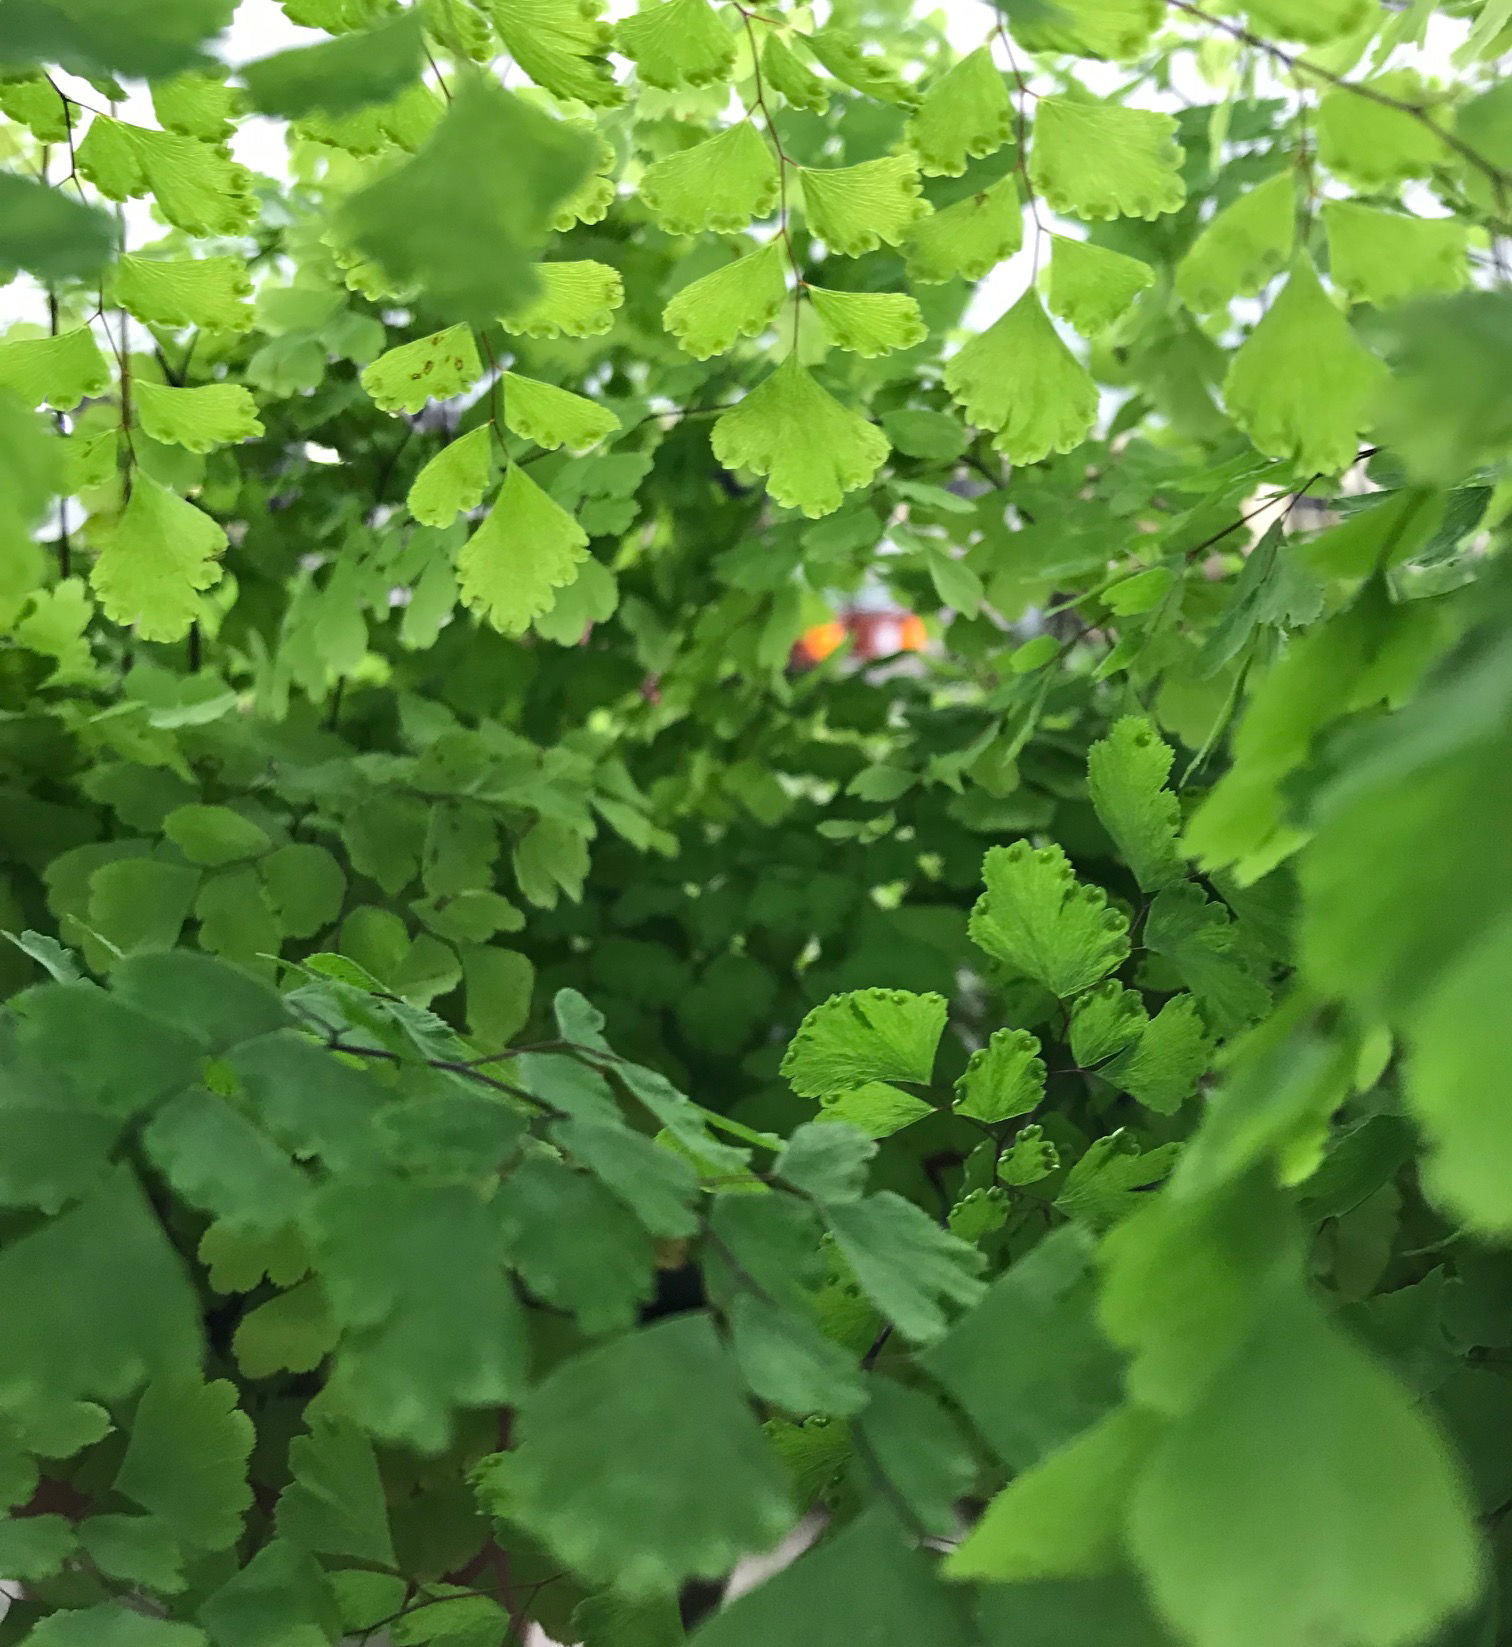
[1167, 0, 1512, 208]
[738, 5, 804, 348]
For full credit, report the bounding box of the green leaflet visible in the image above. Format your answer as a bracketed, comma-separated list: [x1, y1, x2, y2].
[133, 381, 264, 453]
[499, 259, 624, 338]
[1047, 235, 1154, 333]
[711, 357, 890, 518]
[113, 255, 254, 330]
[90, 474, 227, 643]
[617, 0, 735, 90]
[1323, 200, 1468, 308]
[782, 987, 947, 1098]
[969, 840, 1130, 997]
[360, 324, 481, 415]
[242, 12, 424, 118]
[508, 1315, 795, 1595]
[953, 1027, 1045, 1124]
[641, 122, 779, 235]
[0, 173, 114, 281]
[904, 173, 1022, 283]
[0, 325, 111, 410]
[1222, 258, 1388, 476]
[116, 1377, 253, 1552]
[807, 287, 926, 358]
[457, 463, 589, 634]
[905, 47, 1012, 178]
[798, 156, 930, 255]
[406, 424, 494, 528]
[501, 372, 620, 450]
[339, 79, 595, 322]
[946, 1406, 1158, 1581]
[945, 289, 1098, 464]
[1175, 170, 1296, 314]
[1086, 716, 1186, 892]
[663, 241, 788, 359]
[1010, 0, 1163, 58]
[1030, 95, 1185, 222]
[1130, 1286, 1481, 1647]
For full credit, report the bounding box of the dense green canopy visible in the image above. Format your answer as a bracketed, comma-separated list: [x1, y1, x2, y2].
[1, 0, 1511, 1643]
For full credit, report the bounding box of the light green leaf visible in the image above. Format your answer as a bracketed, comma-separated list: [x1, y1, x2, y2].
[1317, 70, 1450, 188]
[509, 1315, 794, 1595]
[491, 0, 623, 107]
[77, 117, 255, 236]
[826, 1191, 985, 1342]
[90, 473, 226, 644]
[953, 1027, 1046, 1124]
[1105, 996, 1212, 1114]
[234, 1279, 338, 1378]
[1087, 715, 1185, 892]
[1054, 1131, 1181, 1229]
[114, 255, 255, 331]
[150, 70, 238, 140]
[807, 286, 926, 357]
[0, 326, 111, 411]
[711, 357, 889, 518]
[1247, 0, 1370, 40]
[781, 987, 947, 1098]
[761, 30, 828, 111]
[1048, 235, 1154, 333]
[663, 242, 788, 360]
[998, 1123, 1060, 1186]
[25, 1606, 208, 1647]
[457, 464, 588, 635]
[946, 1406, 1159, 1581]
[798, 156, 930, 255]
[499, 260, 624, 339]
[1010, 0, 1163, 58]
[640, 122, 780, 235]
[904, 172, 1022, 283]
[803, 26, 914, 103]
[242, 11, 423, 117]
[905, 47, 1012, 177]
[133, 382, 263, 453]
[1323, 200, 1468, 308]
[1130, 1286, 1481, 1647]
[360, 324, 481, 416]
[1030, 95, 1185, 221]
[944, 289, 1098, 464]
[406, 425, 494, 528]
[969, 840, 1130, 997]
[1176, 170, 1296, 313]
[617, 0, 735, 89]
[817, 1081, 935, 1138]
[338, 79, 594, 322]
[1223, 257, 1387, 475]
[116, 1377, 253, 1553]
[502, 372, 620, 451]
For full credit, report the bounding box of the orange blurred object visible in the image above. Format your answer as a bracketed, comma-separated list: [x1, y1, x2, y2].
[794, 610, 929, 669]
